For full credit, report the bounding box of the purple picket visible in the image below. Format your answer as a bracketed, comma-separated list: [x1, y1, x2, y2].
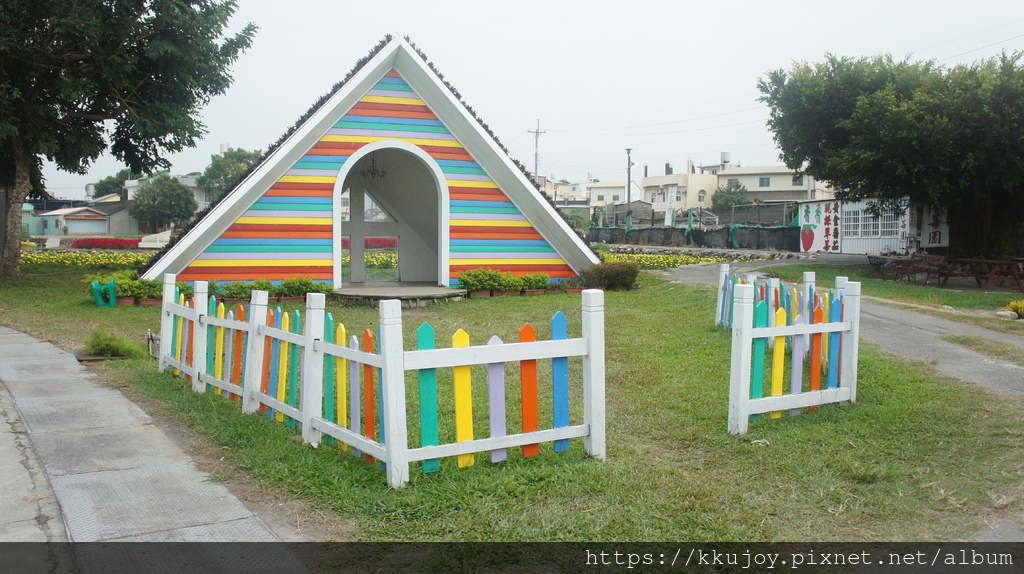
[224, 310, 234, 387]
[348, 334, 362, 458]
[486, 335, 507, 463]
[790, 314, 805, 416]
[719, 278, 730, 328]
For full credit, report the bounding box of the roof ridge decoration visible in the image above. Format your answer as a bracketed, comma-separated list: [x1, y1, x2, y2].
[141, 36, 597, 282]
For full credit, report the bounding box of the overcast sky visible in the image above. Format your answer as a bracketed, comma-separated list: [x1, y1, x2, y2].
[42, 0, 1024, 199]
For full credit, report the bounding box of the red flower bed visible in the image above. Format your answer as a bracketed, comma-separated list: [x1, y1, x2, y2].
[69, 237, 142, 249]
[340, 237, 397, 249]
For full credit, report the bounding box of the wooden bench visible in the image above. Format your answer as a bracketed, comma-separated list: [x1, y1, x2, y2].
[894, 253, 946, 285]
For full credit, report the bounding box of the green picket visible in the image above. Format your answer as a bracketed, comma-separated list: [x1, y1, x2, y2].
[750, 300, 769, 421]
[417, 322, 440, 474]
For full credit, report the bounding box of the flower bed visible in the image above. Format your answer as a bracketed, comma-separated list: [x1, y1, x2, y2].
[599, 252, 732, 269]
[339, 237, 398, 249]
[21, 250, 153, 267]
[69, 237, 142, 249]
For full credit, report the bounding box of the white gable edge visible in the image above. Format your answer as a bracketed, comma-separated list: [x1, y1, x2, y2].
[142, 38, 597, 281]
[142, 42, 405, 281]
[391, 42, 599, 272]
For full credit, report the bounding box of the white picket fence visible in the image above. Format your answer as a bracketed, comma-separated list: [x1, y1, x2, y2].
[721, 269, 862, 435]
[157, 274, 606, 487]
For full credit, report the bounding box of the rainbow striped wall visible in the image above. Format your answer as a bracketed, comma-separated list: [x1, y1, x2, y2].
[177, 69, 575, 286]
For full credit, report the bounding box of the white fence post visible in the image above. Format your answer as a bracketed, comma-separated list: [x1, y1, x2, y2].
[835, 276, 848, 292]
[301, 293, 326, 446]
[241, 290, 269, 414]
[379, 300, 410, 488]
[582, 289, 606, 460]
[840, 281, 861, 403]
[191, 281, 209, 393]
[728, 284, 755, 435]
[159, 273, 177, 371]
[714, 263, 730, 327]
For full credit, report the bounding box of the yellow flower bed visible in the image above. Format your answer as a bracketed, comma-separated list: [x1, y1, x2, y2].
[20, 251, 154, 267]
[365, 252, 397, 269]
[600, 252, 732, 269]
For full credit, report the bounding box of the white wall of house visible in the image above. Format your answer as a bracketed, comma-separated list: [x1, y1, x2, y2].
[641, 173, 718, 212]
[588, 181, 628, 208]
[718, 166, 832, 202]
[126, 172, 206, 210]
[798, 198, 911, 255]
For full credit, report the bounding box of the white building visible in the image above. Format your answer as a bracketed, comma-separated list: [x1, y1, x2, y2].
[125, 172, 207, 211]
[641, 161, 717, 214]
[712, 165, 832, 202]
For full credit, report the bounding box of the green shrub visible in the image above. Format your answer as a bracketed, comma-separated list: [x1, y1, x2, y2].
[277, 277, 318, 297]
[175, 282, 194, 300]
[496, 272, 523, 292]
[221, 278, 334, 300]
[308, 281, 336, 295]
[83, 328, 146, 359]
[222, 281, 255, 299]
[136, 279, 163, 299]
[457, 268, 505, 291]
[83, 270, 137, 297]
[580, 261, 640, 290]
[520, 272, 550, 290]
[1008, 299, 1024, 319]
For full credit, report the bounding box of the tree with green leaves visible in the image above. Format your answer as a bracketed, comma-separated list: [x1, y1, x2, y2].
[0, 0, 256, 277]
[195, 147, 262, 203]
[92, 168, 137, 200]
[710, 181, 750, 211]
[759, 52, 1024, 259]
[128, 174, 197, 232]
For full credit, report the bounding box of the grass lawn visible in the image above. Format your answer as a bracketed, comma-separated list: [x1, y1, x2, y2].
[3, 263, 1024, 541]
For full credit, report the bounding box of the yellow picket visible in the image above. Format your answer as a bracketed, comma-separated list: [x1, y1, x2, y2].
[452, 329, 474, 468]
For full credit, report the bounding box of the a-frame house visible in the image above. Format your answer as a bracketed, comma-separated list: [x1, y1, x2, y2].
[141, 37, 598, 287]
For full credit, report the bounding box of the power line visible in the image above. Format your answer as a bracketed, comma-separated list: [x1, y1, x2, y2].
[547, 105, 766, 135]
[936, 32, 1024, 62]
[911, 17, 1024, 55]
[550, 119, 766, 138]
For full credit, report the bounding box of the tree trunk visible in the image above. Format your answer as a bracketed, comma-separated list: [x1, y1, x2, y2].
[0, 138, 30, 278]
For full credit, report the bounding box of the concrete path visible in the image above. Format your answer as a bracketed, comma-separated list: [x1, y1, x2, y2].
[0, 327, 306, 572]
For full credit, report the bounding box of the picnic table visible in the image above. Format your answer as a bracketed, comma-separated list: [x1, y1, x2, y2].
[939, 258, 1024, 292]
[866, 255, 913, 280]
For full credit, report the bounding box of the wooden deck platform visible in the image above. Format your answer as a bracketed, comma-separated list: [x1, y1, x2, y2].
[332, 282, 467, 307]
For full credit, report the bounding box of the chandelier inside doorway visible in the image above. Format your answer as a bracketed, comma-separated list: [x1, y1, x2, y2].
[361, 153, 386, 180]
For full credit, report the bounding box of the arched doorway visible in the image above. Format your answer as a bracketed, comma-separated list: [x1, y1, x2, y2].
[332, 141, 449, 287]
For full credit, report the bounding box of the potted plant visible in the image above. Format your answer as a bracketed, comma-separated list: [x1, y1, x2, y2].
[520, 272, 550, 295]
[275, 277, 318, 301]
[558, 277, 585, 294]
[136, 279, 165, 306]
[457, 268, 504, 297]
[494, 272, 523, 296]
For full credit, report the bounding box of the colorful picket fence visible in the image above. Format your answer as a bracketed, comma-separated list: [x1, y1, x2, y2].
[158, 274, 606, 487]
[714, 265, 862, 435]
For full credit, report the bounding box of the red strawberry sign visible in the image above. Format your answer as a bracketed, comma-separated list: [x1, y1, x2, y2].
[801, 224, 817, 251]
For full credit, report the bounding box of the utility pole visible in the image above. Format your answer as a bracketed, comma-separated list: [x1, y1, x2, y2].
[528, 119, 546, 181]
[625, 148, 634, 228]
